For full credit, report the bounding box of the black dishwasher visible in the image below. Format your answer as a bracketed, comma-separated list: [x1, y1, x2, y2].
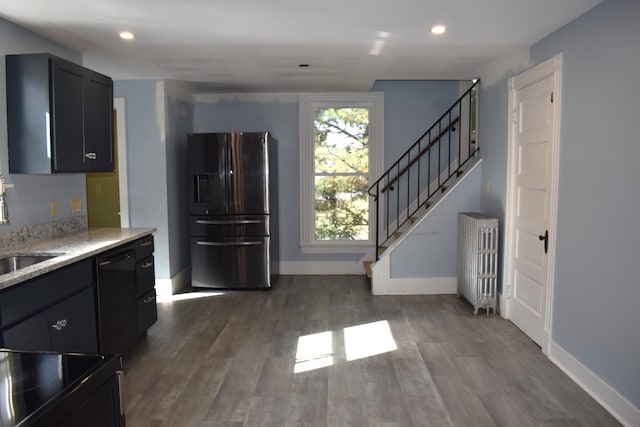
[96, 244, 138, 357]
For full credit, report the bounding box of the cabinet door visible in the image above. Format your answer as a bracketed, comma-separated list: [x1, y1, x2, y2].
[49, 288, 98, 353]
[2, 288, 98, 353]
[137, 289, 157, 336]
[55, 375, 124, 427]
[51, 58, 86, 172]
[136, 256, 155, 298]
[2, 310, 52, 351]
[84, 71, 114, 172]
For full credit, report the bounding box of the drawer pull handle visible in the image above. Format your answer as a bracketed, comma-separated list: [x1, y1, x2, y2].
[143, 295, 156, 303]
[197, 241, 262, 247]
[99, 251, 133, 266]
[139, 241, 153, 247]
[196, 219, 263, 225]
[85, 152, 97, 160]
[141, 261, 154, 269]
[51, 319, 67, 331]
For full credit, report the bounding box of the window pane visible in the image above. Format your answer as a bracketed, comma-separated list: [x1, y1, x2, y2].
[314, 175, 369, 241]
[314, 107, 369, 174]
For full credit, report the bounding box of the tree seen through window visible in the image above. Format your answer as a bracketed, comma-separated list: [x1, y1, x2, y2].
[313, 107, 369, 240]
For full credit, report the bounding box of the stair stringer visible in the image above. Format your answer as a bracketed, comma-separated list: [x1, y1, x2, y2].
[370, 159, 483, 295]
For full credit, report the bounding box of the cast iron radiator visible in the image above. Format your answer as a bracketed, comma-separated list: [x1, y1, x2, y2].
[457, 212, 499, 315]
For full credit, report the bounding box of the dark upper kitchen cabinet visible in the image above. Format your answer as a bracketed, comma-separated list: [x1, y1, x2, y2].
[5, 53, 114, 173]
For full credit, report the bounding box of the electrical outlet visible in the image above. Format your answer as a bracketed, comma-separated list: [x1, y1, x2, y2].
[50, 199, 58, 217]
[70, 197, 83, 214]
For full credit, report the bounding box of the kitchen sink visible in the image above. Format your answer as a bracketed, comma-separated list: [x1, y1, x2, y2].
[0, 254, 58, 275]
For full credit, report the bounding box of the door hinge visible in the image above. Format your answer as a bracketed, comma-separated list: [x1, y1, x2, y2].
[512, 109, 517, 124]
[550, 92, 554, 103]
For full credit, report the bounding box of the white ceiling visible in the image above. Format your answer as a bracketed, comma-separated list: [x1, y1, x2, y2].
[0, 0, 603, 92]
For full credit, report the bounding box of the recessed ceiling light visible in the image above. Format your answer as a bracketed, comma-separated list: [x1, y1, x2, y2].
[119, 31, 135, 40]
[430, 25, 447, 35]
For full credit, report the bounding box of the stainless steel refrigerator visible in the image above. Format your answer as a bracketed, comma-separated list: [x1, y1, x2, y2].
[188, 132, 278, 289]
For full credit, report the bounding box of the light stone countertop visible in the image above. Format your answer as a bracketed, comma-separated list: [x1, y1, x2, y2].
[0, 227, 156, 291]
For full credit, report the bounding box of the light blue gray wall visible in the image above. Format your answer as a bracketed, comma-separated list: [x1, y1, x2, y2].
[390, 163, 482, 277]
[194, 83, 460, 263]
[372, 80, 472, 277]
[371, 80, 462, 170]
[164, 82, 194, 277]
[0, 18, 86, 231]
[533, 0, 640, 409]
[478, 0, 640, 409]
[113, 80, 171, 279]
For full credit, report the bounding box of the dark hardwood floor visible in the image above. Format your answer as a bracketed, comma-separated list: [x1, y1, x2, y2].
[122, 275, 620, 427]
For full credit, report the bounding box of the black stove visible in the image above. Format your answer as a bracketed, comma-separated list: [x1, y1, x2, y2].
[0, 350, 122, 426]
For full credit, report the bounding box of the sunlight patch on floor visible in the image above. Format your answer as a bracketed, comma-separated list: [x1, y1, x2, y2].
[344, 320, 397, 361]
[294, 320, 397, 373]
[294, 331, 334, 373]
[157, 291, 225, 303]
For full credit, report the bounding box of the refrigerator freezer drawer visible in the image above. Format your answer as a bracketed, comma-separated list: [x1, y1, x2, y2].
[190, 215, 269, 237]
[190, 236, 271, 288]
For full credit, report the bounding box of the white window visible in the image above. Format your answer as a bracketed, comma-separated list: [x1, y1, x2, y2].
[299, 93, 384, 253]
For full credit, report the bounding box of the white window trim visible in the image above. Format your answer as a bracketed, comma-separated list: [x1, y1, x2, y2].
[299, 92, 384, 254]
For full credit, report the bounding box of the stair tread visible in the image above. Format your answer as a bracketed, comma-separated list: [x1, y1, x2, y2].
[363, 260, 373, 278]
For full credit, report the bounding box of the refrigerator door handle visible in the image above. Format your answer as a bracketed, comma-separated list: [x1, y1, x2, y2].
[196, 240, 263, 247]
[196, 219, 263, 225]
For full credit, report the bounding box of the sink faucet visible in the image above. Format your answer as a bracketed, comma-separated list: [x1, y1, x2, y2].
[0, 175, 9, 225]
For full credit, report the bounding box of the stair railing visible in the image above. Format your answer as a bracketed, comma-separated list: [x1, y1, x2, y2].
[368, 81, 479, 260]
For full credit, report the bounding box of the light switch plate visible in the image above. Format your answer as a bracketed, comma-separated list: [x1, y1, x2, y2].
[70, 197, 82, 214]
[50, 199, 58, 217]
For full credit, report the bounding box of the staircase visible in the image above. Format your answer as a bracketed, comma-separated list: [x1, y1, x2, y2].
[365, 82, 480, 294]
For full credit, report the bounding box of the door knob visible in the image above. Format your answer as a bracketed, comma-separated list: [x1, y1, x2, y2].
[539, 230, 549, 254]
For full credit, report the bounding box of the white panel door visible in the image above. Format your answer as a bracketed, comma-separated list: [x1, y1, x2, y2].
[506, 57, 561, 348]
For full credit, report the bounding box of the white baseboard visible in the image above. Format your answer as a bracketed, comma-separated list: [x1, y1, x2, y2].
[548, 341, 640, 427]
[279, 261, 365, 275]
[370, 249, 456, 295]
[155, 266, 191, 296]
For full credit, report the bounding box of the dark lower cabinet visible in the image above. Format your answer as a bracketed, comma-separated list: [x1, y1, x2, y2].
[0, 234, 156, 360]
[137, 289, 157, 335]
[2, 288, 97, 353]
[135, 246, 157, 337]
[55, 373, 124, 427]
[1, 350, 126, 427]
[97, 235, 157, 356]
[0, 260, 97, 353]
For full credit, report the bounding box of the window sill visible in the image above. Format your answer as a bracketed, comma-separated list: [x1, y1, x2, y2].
[300, 244, 373, 255]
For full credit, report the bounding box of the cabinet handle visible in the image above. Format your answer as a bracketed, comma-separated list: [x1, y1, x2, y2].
[51, 319, 67, 331]
[99, 250, 133, 266]
[116, 371, 125, 416]
[143, 295, 156, 303]
[139, 241, 153, 247]
[196, 219, 263, 225]
[196, 241, 262, 247]
[85, 152, 97, 160]
[141, 261, 154, 269]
